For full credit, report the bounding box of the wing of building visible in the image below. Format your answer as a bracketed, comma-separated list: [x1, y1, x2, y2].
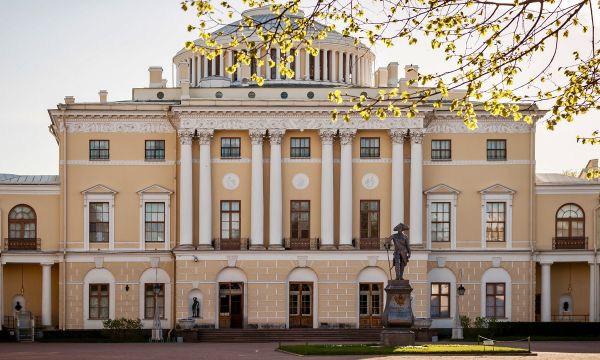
[1, 7, 599, 334]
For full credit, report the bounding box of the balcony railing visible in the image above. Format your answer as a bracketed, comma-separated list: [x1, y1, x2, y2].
[552, 237, 588, 250]
[212, 238, 249, 251]
[284, 238, 319, 250]
[357, 238, 387, 250]
[551, 314, 589, 322]
[3, 238, 41, 251]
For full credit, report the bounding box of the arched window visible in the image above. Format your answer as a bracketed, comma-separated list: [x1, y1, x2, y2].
[555, 203, 585, 239]
[8, 205, 36, 239]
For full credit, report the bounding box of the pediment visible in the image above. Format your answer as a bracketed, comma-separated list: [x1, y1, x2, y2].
[81, 184, 118, 194]
[137, 184, 173, 194]
[479, 184, 516, 194]
[424, 184, 460, 195]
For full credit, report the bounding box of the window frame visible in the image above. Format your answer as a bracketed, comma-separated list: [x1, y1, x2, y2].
[8, 204, 37, 239]
[88, 283, 110, 320]
[144, 283, 166, 320]
[555, 203, 585, 240]
[89, 202, 110, 244]
[144, 140, 165, 161]
[430, 202, 451, 243]
[220, 137, 241, 159]
[426, 191, 458, 250]
[486, 139, 507, 161]
[360, 200, 380, 240]
[83, 190, 115, 251]
[89, 140, 110, 161]
[290, 200, 310, 240]
[360, 137, 381, 159]
[485, 202, 506, 243]
[430, 282, 451, 319]
[290, 137, 311, 158]
[485, 282, 506, 319]
[220, 200, 241, 240]
[144, 202, 165, 243]
[359, 282, 383, 317]
[431, 140, 452, 161]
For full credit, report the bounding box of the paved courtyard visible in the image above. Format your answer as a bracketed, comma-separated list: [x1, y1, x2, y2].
[0, 342, 599, 360]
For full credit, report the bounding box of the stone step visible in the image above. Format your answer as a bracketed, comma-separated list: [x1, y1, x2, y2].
[183, 328, 383, 343]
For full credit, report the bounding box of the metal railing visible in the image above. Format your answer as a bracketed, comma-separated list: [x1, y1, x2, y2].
[552, 237, 587, 250]
[283, 238, 320, 250]
[551, 314, 589, 322]
[212, 238, 249, 251]
[357, 238, 387, 250]
[3, 238, 41, 251]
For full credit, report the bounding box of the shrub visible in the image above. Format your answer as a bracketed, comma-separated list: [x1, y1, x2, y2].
[101, 318, 144, 341]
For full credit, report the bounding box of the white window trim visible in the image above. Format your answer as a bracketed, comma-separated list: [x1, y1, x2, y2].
[427, 267, 457, 329]
[481, 194, 513, 249]
[83, 268, 116, 329]
[83, 193, 115, 251]
[356, 267, 388, 328]
[139, 193, 171, 251]
[426, 194, 458, 250]
[139, 267, 172, 330]
[480, 267, 512, 321]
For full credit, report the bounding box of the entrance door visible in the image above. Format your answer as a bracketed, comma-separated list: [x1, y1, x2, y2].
[219, 282, 243, 328]
[359, 283, 383, 328]
[289, 282, 313, 328]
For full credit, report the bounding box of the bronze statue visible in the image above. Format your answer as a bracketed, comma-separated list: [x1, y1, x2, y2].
[192, 297, 200, 318]
[385, 223, 411, 280]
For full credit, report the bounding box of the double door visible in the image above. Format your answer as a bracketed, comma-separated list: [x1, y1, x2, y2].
[289, 282, 313, 328]
[219, 282, 243, 328]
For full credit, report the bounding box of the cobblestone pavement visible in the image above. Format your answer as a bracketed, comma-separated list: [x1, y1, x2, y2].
[0, 342, 598, 360]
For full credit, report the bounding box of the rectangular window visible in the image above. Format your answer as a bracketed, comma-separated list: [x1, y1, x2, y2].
[221, 137, 241, 158]
[431, 202, 451, 242]
[431, 140, 451, 160]
[360, 200, 380, 239]
[290, 200, 310, 239]
[89, 140, 109, 160]
[487, 140, 507, 161]
[486, 283, 506, 318]
[145, 202, 165, 242]
[360, 138, 380, 158]
[89, 202, 109, 243]
[486, 202, 506, 242]
[290, 137, 311, 158]
[144, 283, 165, 319]
[359, 283, 383, 316]
[221, 200, 241, 240]
[430, 282, 450, 318]
[89, 283, 109, 320]
[145, 140, 165, 160]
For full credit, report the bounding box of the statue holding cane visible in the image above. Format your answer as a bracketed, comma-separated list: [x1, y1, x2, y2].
[385, 223, 411, 280]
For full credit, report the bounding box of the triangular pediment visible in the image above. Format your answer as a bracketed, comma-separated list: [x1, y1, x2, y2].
[81, 184, 118, 194]
[137, 184, 173, 194]
[424, 184, 460, 195]
[479, 184, 516, 194]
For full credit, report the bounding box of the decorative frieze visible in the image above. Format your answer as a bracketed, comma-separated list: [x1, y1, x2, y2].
[65, 121, 173, 133]
[426, 119, 533, 133]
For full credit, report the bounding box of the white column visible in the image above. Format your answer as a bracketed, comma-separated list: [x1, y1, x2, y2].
[345, 53, 351, 84]
[211, 57, 216, 77]
[320, 129, 336, 249]
[339, 129, 356, 249]
[389, 129, 407, 231]
[198, 129, 214, 250]
[294, 49, 300, 80]
[409, 130, 424, 245]
[178, 130, 194, 247]
[315, 49, 321, 81]
[330, 50, 337, 82]
[338, 52, 343, 83]
[541, 262, 552, 322]
[41, 263, 52, 327]
[227, 50, 233, 79]
[219, 53, 224, 76]
[304, 49, 310, 80]
[322, 49, 328, 81]
[203, 56, 208, 78]
[250, 129, 266, 250]
[275, 47, 281, 80]
[590, 262, 597, 322]
[190, 57, 196, 86]
[269, 129, 285, 249]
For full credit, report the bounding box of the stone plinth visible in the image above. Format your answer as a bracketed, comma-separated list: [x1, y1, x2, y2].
[381, 329, 415, 347]
[381, 279, 416, 346]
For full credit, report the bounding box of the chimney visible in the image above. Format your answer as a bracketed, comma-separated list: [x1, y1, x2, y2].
[64, 96, 75, 104]
[375, 67, 388, 87]
[149, 67, 164, 88]
[386, 62, 399, 87]
[98, 90, 108, 103]
[405, 64, 419, 84]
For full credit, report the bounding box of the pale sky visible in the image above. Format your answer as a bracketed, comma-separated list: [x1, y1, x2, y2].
[0, 0, 597, 175]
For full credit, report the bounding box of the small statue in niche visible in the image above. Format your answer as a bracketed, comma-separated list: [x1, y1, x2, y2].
[192, 297, 200, 318]
[14, 301, 22, 312]
[384, 223, 411, 280]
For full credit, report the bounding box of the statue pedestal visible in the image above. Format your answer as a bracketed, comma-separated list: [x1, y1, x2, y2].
[381, 279, 415, 346]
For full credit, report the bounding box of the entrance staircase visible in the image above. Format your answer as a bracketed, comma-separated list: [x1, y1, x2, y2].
[186, 328, 382, 343]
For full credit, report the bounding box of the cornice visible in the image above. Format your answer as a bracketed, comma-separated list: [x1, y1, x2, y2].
[426, 118, 533, 133]
[0, 184, 60, 195]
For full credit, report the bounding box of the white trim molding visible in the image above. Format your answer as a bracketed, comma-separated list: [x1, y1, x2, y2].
[61, 160, 175, 166]
[480, 185, 515, 249]
[83, 268, 116, 329]
[82, 186, 117, 251]
[424, 160, 532, 166]
[480, 267, 512, 321]
[427, 267, 457, 329]
[137, 185, 173, 251]
[0, 185, 60, 195]
[139, 267, 172, 330]
[356, 267, 388, 328]
[425, 187, 459, 250]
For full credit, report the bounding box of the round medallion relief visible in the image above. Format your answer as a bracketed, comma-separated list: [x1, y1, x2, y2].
[292, 173, 309, 190]
[222, 173, 240, 190]
[361, 173, 379, 190]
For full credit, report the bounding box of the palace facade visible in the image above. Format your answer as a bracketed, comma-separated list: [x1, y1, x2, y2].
[1, 7, 599, 332]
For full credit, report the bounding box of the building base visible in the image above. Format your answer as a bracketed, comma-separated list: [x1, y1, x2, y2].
[380, 329, 415, 347]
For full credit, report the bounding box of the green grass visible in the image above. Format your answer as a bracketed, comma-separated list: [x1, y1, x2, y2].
[279, 343, 530, 356]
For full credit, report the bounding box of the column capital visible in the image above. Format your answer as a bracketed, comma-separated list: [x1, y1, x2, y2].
[249, 128, 266, 145]
[409, 129, 425, 144]
[389, 128, 409, 144]
[339, 129, 357, 145]
[40, 262, 54, 267]
[268, 129, 286, 145]
[197, 129, 214, 145]
[319, 129, 336, 145]
[178, 129, 194, 145]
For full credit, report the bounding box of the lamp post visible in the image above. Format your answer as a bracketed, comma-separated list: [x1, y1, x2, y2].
[452, 284, 465, 340]
[151, 283, 163, 342]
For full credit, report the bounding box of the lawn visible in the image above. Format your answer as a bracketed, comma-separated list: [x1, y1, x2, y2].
[279, 343, 530, 356]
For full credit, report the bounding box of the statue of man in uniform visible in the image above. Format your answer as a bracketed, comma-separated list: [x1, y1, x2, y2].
[385, 223, 411, 280]
[192, 297, 200, 318]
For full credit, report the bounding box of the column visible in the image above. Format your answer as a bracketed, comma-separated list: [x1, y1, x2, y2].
[389, 129, 407, 231]
[250, 129, 266, 250]
[211, 56, 216, 76]
[203, 56, 208, 78]
[590, 262, 597, 322]
[41, 263, 52, 327]
[219, 53, 224, 76]
[269, 129, 285, 249]
[227, 50, 233, 79]
[294, 49, 300, 80]
[330, 50, 337, 82]
[198, 129, 214, 250]
[190, 57, 196, 86]
[315, 49, 321, 81]
[304, 49, 310, 80]
[345, 53, 350, 84]
[339, 129, 356, 249]
[265, 49, 272, 80]
[320, 129, 336, 249]
[409, 129, 424, 245]
[178, 130, 194, 247]
[541, 262, 552, 322]
[322, 49, 328, 81]
[275, 47, 281, 80]
[338, 52, 343, 83]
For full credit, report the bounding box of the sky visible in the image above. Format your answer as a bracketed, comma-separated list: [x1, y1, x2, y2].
[0, 0, 597, 175]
